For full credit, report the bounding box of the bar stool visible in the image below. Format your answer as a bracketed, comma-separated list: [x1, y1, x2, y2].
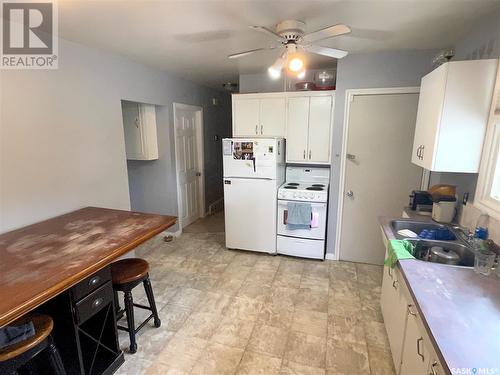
[111, 258, 161, 354]
[0, 314, 66, 375]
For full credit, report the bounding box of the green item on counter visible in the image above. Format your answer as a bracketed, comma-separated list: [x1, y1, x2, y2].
[385, 240, 415, 268]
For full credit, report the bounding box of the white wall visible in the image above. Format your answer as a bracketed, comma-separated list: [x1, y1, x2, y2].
[0, 37, 229, 233]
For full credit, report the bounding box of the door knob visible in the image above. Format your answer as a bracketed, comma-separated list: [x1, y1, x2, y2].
[346, 190, 354, 197]
[346, 153, 356, 160]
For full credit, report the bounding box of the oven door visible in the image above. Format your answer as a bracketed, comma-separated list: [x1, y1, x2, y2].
[277, 200, 327, 240]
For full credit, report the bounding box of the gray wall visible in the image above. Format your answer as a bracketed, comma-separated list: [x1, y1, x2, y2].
[0, 36, 230, 233]
[326, 49, 437, 256]
[126, 86, 231, 232]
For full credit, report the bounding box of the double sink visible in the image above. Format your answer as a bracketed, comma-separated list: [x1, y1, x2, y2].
[387, 219, 475, 267]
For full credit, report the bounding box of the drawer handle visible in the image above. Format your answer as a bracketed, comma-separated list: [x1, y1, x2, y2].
[92, 297, 104, 309]
[430, 361, 438, 375]
[388, 267, 393, 278]
[417, 337, 425, 361]
[88, 276, 101, 287]
[408, 304, 417, 316]
[392, 280, 398, 289]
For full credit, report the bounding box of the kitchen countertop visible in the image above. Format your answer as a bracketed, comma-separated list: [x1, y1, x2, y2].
[399, 260, 500, 373]
[379, 216, 500, 373]
[0, 207, 177, 327]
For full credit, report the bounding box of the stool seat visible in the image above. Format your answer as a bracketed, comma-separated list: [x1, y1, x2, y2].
[0, 314, 53, 362]
[111, 258, 149, 285]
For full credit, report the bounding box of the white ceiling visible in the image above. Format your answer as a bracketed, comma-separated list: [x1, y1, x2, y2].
[58, 0, 500, 89]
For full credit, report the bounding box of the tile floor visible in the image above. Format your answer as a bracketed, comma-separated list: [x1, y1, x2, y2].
[115, 212, 395, 375]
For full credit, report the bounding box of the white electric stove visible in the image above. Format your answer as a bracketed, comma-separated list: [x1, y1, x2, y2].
[277, 167, 330, 260]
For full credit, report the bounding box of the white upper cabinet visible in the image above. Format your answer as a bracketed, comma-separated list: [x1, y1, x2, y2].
[286, 92, 334, 164]
[122, 101, 159, 161]
[412, 59, 498, 172]
[232, 93, 286, 137]
[307, 96, 333, 163]
[286, 97, 310, 162]
[233, 98, 260, 137]
[260, 97, 287, 136]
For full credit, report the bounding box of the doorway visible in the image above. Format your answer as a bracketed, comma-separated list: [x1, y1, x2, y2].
[336, 88, 422, 264]
[173, 103, 205, 229]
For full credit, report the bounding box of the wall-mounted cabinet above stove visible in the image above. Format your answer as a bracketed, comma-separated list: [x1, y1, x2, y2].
[231, 91, 334, 165]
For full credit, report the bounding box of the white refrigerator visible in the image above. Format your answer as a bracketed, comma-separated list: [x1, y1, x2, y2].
[223, 138, 285, 254]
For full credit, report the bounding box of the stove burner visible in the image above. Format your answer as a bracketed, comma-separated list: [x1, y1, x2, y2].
[312, 184, 325, 187]
[306, 187, 323, 191]
[284, 186, 297, 189]
[286, 183, 299, 186]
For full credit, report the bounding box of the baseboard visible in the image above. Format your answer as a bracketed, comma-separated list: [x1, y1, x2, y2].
[208, 198, 224, 216]
[325, 253, 336, 260]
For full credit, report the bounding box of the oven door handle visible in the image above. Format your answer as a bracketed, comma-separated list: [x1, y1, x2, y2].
[284, 210, 288, 225]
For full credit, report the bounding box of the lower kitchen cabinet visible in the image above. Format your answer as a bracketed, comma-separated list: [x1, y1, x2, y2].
[381, 264, 444, 375]
[399, 304, 431, 375]
[380, 266, 408, 374]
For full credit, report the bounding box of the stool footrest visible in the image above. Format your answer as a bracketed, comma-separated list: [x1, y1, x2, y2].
[117, 313, 154, 334]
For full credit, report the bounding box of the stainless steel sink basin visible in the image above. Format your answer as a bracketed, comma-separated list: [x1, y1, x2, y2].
[390, 220, 449, 239]
[404, 239, 475, 267]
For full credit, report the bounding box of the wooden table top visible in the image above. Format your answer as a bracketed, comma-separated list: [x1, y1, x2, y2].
[0, 207, 176, 327]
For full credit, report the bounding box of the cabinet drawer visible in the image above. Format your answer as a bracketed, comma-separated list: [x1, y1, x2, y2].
[72, 266, 111, 302]
[74, 281, 113, 325]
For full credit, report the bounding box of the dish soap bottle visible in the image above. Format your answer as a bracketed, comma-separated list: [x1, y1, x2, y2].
[475, 213, 489, 240]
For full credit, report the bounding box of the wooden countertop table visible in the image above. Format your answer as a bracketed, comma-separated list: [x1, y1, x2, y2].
[0, 207, 176, 327]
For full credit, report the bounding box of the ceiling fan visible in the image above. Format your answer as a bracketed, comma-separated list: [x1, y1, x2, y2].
[228, 20, 351, 79]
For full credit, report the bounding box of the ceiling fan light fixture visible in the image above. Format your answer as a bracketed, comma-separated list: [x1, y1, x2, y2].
[288, 56, 304, 72]
[268, 66, 281, 79]
[268, 54, 286, 79]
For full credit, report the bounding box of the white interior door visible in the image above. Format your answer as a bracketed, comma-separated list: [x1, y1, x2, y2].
[175, 107, 202, 228]
[340, 93, 422, 264]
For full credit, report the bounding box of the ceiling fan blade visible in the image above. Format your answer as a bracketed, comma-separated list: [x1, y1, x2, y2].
[301, 24, 351, 43]
[228, 48, 271, 59]
[249, 25, 285, 41]
[304, 45, 348, 59]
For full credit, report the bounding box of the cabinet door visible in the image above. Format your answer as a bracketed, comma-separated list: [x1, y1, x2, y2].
[139, 104, 159, 160]
[411, 64, 447, 169]
[307, 96, 332, 163]
[122, 102, 144, 159]
[233, 98, 260, 136]
[286, 97, 310, 162]
[380, 266, 409, 373]
[260, 96, 286, 136]
[400, 305, 431, 375]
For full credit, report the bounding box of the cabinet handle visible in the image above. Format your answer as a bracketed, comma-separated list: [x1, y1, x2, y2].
[303, 150, 306, 159]
[417, 337, 425, 362]
[430, 361, 438, 375]
[260, 125, 263, 134]
[416, 145, 422, 159]
[392, 280, 398, 289]
[388, 267, 393, 278]
[421, 145, 425, 160]
[255, 125, 258, 135]
[88, 276, 101, 287]
[309, 150, 312, 159]
[408, 304, 417, 316]
[92, 297, 104, 309]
